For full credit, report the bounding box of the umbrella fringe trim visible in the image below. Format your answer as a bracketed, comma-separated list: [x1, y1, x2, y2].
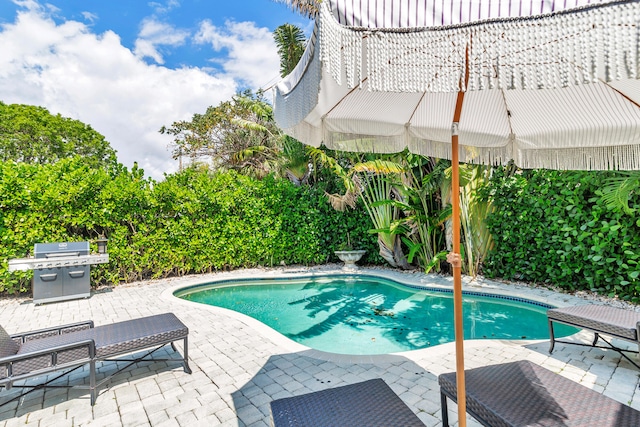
[322, 132, 640, 171]
[317, 1, 640, 93]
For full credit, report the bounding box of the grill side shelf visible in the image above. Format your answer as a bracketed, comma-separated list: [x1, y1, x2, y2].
[8, 255, 109, 272]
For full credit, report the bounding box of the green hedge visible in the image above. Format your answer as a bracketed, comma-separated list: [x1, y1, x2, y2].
[0, 158, 380, 294]
[483, 168, 640, 302]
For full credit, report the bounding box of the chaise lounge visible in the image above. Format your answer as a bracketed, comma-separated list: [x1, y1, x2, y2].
[270, 378, 426, 427]
[270, 361, 640, 427]
[0, 312, 191, 406]
[439, 360, 640, 426]
[547, 304, 640, 369]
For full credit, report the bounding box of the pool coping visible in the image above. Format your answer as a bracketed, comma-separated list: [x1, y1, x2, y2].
[160, 265, 598, 364]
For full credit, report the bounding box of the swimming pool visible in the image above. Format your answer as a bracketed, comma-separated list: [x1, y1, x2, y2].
[175, 274, 577, 355]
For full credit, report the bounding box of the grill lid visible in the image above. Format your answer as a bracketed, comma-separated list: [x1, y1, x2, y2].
[34, 241, 90, 258]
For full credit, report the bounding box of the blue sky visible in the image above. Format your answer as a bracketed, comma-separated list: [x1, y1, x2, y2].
[0, 0, 310, 179]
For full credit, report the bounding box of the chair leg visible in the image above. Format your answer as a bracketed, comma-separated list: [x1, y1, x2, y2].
[90, 360, 96, 406]
[441, 392, 450, 427]
[548, 319, 556, 353]
[0, 365, 86, 409]
[183, 337, 192, 374]
[593, 332, 600, 346]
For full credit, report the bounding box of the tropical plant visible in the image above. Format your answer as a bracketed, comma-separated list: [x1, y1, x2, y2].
[308, 147, 411, 267]
[436, 162, 496, 277]
[598, 171, 640, 217]
[307, 146, 359, 209]
[458, 165, 495, 277]
[159, 91, 283, 178]
[273, 24, 306, 77]
[280, 136, 311, 185]
[336, 232, 357, 250]
[390, 155, 450, 272]
[356, 165, 409, 268]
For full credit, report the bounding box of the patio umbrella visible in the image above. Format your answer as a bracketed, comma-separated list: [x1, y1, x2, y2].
[273, 1, 640, 425]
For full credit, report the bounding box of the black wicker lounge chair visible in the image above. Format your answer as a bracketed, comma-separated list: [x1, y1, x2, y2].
[439, 360, 640, 426]
[270, 378, 425, 427]
[548, 305, 640, 369]
[0, 312, 191, 406]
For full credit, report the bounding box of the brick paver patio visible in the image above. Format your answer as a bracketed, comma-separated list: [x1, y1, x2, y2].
[1, 266, 639, 426]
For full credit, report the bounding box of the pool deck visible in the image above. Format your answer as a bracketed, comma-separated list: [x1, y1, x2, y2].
[1, 265, 639, 426]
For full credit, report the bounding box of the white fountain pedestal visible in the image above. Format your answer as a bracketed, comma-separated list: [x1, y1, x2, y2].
[334, 250, 366, 270]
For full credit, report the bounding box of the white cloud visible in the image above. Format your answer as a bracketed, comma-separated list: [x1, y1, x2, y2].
[0, 7, 238, 180]
[134, 18, 190, 64]
[81, 11, 98, 23]
[149, 0, 181, 15]
[195, 20, 281, 91]
[12, 0, 41, 11]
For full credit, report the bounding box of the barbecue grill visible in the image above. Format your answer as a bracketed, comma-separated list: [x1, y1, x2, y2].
[8, 241, 109, 305]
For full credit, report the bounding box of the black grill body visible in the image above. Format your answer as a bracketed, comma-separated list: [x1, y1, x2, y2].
[32, 242, 91, 304]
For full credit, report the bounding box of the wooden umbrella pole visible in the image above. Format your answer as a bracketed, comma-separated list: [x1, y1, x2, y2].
[451, 123, 466, 427]
[450, 43, 470, 427]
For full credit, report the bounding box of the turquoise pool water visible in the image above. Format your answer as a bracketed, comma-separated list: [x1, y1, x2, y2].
[175, 275, 577, 355]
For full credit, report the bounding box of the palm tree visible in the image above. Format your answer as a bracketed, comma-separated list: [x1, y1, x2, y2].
[273, 0, 319, 18]
[272, 23, 313, 183]
[273, 24, 307, 77]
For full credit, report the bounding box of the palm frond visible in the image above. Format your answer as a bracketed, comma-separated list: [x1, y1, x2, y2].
[231, 118, 268, 132]
[272, 0, 319, 18]
[325, 190, 358, 211]
[600, 172, 640, 215]
[352, 160, 405, 174]
[232, 146, 270, 163]
[308, 147, 350, 185]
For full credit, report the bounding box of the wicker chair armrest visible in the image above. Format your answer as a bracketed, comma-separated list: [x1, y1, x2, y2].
[0, 339, 96, 365]
[11, 321, 94, 343]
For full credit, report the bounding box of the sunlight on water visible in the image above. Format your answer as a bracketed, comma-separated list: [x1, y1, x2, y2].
[176, 275, 578, 355]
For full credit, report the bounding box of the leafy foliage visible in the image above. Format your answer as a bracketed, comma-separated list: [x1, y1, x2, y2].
[0, 102, 117, 167]
[392, 155, 450, 273]
[458, 165, 495, 277]
[309, 148, 452, 270]
[483, 168, 640, 302]
[0, 160, 379, 294]
[159, 91, 283, 177]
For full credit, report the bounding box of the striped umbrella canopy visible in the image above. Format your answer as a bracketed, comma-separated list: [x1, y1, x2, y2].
[273, 1, 640, 425]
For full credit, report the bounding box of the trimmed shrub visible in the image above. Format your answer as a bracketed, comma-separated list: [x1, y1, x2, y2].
[483, 168, 640, 302]
[0, 159, 380, 294]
